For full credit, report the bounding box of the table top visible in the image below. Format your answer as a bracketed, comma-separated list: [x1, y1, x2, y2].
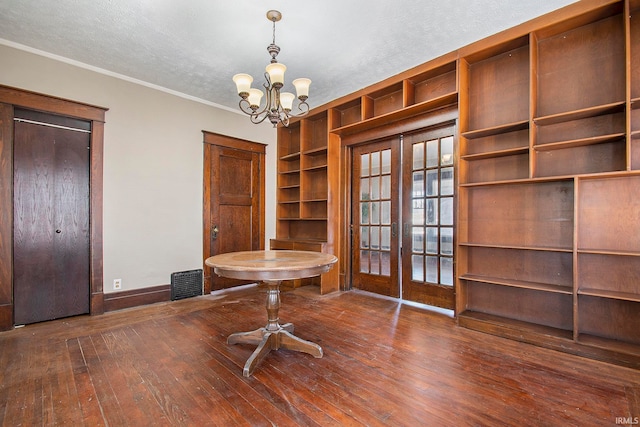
[205, 250, 338, 281]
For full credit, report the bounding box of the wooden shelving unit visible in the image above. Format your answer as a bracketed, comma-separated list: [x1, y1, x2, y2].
[457, 1, 640, 368]
[273, 112, 339, 293]
[274, 0, 640, 367]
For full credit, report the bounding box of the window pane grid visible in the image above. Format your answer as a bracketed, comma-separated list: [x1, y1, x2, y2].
[359, 149, 392, 276]
[410, 136, 454, 287]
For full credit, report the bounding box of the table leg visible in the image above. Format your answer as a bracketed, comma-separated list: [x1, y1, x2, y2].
[228, 279, 322, 377]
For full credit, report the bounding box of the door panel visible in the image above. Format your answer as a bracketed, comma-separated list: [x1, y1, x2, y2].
[14, 118, 90, 324]
[203, 134, 265, 292]
[402, 125, 456, 309]
[351, 139, 400, 297]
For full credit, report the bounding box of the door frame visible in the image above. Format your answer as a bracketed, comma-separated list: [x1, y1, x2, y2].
[340, 106, 458, 297]
[0, 84, 108, 331]
[202, 131, 266, 294]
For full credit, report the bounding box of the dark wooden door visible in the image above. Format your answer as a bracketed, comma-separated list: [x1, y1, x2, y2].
[203, 132, 265, 293]
[13, 111, 91, 324]
[351, 138, 400, 297]
[401, 125, 456, 309]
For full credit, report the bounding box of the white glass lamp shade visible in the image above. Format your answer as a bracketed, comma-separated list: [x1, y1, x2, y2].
[265, 63, 286, 87]
[247, 88, 264, 108]
[280, 92, 295, 111]
[292, 78, 311, 100]
[232, 73, 253, 97]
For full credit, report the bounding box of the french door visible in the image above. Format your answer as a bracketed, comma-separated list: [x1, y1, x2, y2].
[351, 138, 400, 297]
[351, 124, 456, 310]
[401, 126, 455, 309]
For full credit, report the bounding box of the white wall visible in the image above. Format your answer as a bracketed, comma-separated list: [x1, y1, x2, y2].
[0, 43, 277, 293]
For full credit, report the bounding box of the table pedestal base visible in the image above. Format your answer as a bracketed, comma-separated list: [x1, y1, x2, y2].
[227, 280, 323, 377]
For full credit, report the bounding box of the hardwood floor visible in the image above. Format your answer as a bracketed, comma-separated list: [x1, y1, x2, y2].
[0, 284, 638, 426]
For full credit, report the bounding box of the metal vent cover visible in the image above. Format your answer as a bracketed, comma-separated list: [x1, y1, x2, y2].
[171, 269, 203, 301]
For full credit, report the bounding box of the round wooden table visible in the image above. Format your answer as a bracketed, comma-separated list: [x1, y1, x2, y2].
[205, 250, 338, 377]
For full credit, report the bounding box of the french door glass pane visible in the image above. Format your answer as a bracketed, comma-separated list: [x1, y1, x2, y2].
[360, 178, 370, 200]
[371, 176, 380, 199]
[370, 251, 380, 274]
[361, 202, 369, 224]
[412, 199, 424, 224]
[371, 226, 380, 249]
[371, 152, 380, 175]
[360, 250, 369, 272]
[361, 154, 370, 176]
[426, 227, 438, 254]
[441, 136, 454, 166]
[413, 171, 424, 197]
[425, 256, 438, 283]
[413, 142, 424, 170]
[381, 149, 391, 174]
[426, 170, 438, 196]
[441, 167, 454, 196]
[441, 227, 453, 255]
[441, 197, 453, 225]
[426, 199, 438, 225]
[441, 257, 453, 286]
[382, 175, 391, 198]
[360, 226, 369, 249]
[412, 255, 424, 281]
[412, 227, 423, 253]
[381, 201, 391, 224]
[371, 202, 379, 224]
[426, 139, 438, 167]
[381, 226, 391, 250]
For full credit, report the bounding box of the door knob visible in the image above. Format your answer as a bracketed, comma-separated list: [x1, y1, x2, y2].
[211, 225, 219, 239]
[55, 229, 62, 234]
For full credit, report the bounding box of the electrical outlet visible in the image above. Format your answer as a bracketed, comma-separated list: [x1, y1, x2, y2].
[113, 278, 122, 290]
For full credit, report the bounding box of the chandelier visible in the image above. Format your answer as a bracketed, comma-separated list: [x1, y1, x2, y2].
[232, 10, 311, 127]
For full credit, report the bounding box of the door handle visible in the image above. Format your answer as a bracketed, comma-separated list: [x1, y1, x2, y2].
[211, 225, 219, 240]
[403, 223, 410, 237]
[391, 223, 397, 237]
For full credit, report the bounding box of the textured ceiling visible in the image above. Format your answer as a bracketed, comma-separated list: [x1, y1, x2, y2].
[0, 0, 577, 113]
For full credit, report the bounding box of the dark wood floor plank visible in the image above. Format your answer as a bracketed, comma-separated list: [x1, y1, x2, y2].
[1, 285, 639, 426]
[66, 337, 107, 426]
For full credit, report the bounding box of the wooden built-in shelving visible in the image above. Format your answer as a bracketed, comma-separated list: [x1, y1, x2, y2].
[455, 0, 640, 368]
[275, 0, 640, 368]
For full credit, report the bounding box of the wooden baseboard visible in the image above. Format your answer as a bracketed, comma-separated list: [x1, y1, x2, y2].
[104, 284, 171, 312]
[0, 304, 12, 331]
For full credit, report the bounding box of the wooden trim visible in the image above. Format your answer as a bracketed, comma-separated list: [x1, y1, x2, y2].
[202, 131, 267, 153]
[103, 285, 171, 312]
[0, 84, 107, 122]
[202, 131, 266, 294]
[0, 103, 13, 322]
[341, 105, 458, 147]
[0, 86, 107, 330]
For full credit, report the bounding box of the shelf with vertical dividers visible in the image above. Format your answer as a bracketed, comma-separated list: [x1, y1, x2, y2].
[329, 61, 458, 136]
[459, 35, 531, 185]
[275, 110, 337, 293]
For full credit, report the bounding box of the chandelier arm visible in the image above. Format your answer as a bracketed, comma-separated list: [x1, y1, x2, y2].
[286, 100, 310, 118]
[250, 113, 269, 125]
[238, 98, 269, 117]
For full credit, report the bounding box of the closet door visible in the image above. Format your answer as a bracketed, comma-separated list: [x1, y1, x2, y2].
[351, 138, 400, 297]
[13, 110, 90, 324]
[401, 125, 456, 309]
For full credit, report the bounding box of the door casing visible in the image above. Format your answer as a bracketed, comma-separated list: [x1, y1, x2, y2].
[202, 131, 266, 293]
[0, 84, 107, 331]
